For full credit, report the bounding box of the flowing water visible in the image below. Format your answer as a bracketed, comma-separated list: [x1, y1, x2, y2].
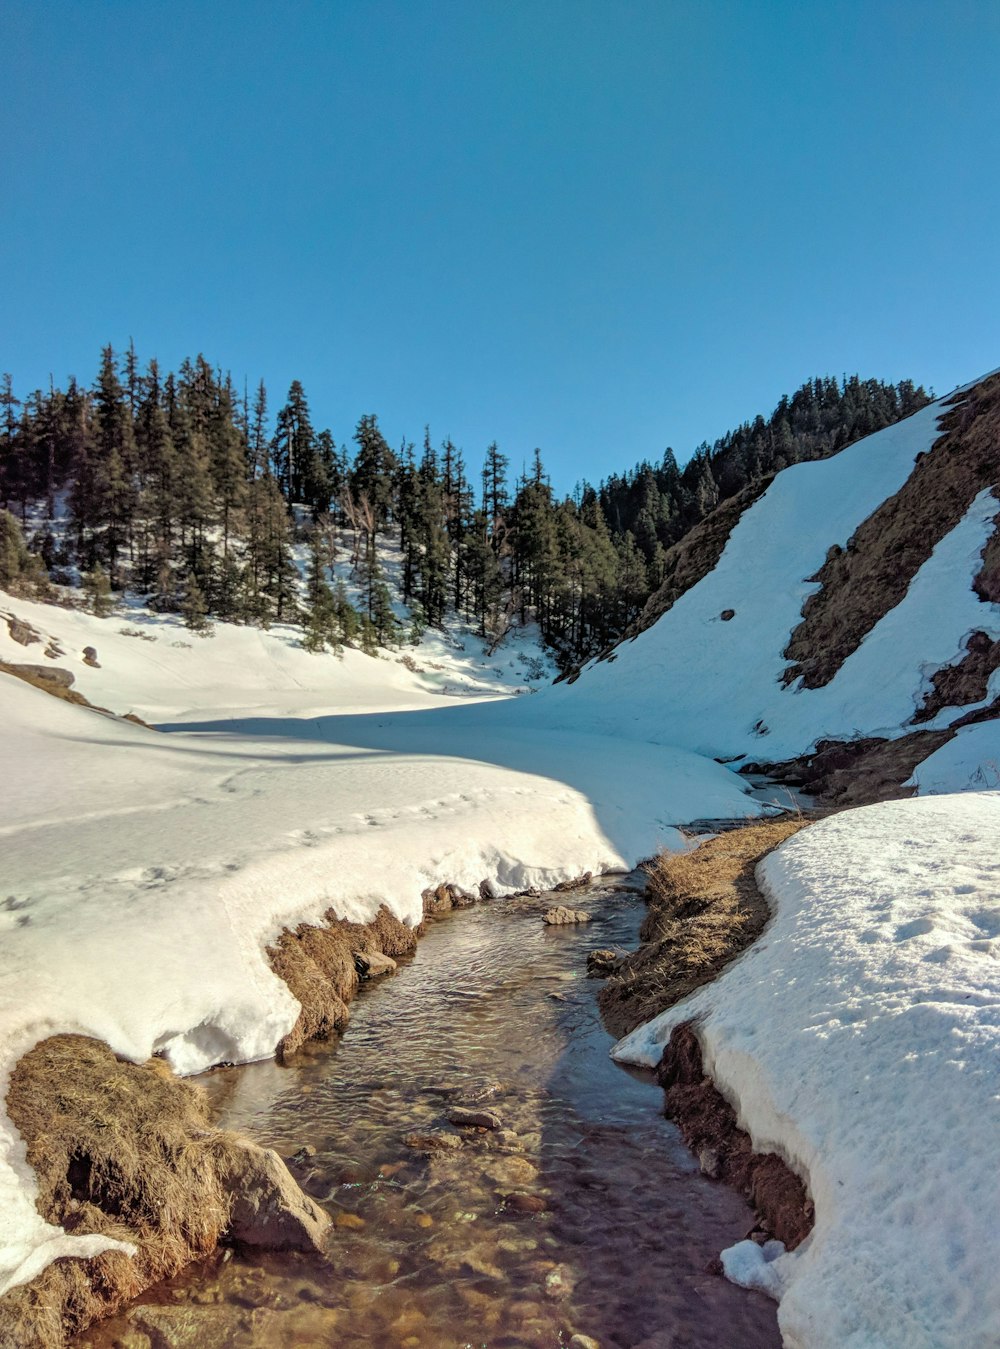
[78, 875, 780, 1349]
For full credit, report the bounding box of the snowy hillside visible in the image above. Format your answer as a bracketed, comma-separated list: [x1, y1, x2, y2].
[523, 373, 1000, 793]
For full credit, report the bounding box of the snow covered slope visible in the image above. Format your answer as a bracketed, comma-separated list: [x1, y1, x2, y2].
[517, 375, 1000, 784]
[615, 794, 1000, 1349]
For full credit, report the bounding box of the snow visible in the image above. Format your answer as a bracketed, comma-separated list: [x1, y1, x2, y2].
[514, 392, 1000, 763]
[0, 594, 759, 1298]
[614, 795, 1000, 1349]
[908, 720, 1000, 795]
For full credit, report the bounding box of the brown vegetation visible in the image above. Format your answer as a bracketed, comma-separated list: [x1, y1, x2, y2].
[268, 903, 418, 1059]
[3, 1038, 239, 1348]
[599, 819, 807, 1039]
[782, 372, 1000, 689]
[598, 819, 816, 1259]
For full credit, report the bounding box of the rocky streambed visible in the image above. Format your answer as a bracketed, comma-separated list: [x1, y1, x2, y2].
[75, 874, 780, 1349]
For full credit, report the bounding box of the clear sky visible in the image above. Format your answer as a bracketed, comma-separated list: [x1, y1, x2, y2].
[3, 0, 999, 493]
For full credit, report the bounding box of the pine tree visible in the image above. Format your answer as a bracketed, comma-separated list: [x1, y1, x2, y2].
[83, 560, 114, 616]
[182, 571, 211, 632]
[272, 380, 315, 503]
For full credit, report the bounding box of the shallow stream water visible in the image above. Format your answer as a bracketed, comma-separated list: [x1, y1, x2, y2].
[78, 876, 780, 1349]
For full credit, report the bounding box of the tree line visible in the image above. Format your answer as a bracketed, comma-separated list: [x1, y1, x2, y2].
[0, 344, 930, 665]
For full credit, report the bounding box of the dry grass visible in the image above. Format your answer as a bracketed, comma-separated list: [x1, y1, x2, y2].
[0, 663, 96, 709]
[2, 1035, 234, 1347]
[268, 903, 418, 1059]
[599, 818, 809, 1037]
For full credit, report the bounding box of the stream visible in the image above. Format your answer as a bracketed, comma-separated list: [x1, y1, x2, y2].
[77, 874, 780, 1349]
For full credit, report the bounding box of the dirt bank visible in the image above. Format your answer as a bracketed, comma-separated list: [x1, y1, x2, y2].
[599, 818, 815, 1255]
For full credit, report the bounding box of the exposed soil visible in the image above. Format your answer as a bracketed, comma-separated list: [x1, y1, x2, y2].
[657, 1024, 814, 1251]
[912, 630, 1000, 724]
[598, 820, 815, 1260]
[599, 819, 808, 1039]
[747, 729, 955, 808]
[782, 371, 1000, 689]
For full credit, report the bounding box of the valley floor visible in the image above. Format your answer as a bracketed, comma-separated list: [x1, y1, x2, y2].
[2, 590, 999, 1349]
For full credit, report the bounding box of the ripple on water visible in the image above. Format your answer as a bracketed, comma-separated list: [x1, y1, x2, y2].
[76, 879, 780, 1349]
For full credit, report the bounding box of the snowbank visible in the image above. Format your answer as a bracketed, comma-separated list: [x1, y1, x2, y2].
[0, 639, 759, 1297]
[614, 795, 1000, 1349]
[909, 719, 1000, 795]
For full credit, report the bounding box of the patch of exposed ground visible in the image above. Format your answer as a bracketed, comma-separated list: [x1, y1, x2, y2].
[912, 631, 1000, 724]
[747, 729, 955, 808]
[560, 479, 773, 683]
[597, 820, 814, 1259]
[599, 819, 807, 1040]
[782, 371, 1000, 689]
[657, 1024, 813, 1251]
[974, 511, 1000, 602]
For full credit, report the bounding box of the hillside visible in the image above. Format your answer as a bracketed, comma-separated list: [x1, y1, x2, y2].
[1, 366, 998, 1349]
[541, 371, 1000, 800]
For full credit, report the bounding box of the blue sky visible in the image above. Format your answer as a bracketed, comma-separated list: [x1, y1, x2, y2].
[3, 0, 998, 493]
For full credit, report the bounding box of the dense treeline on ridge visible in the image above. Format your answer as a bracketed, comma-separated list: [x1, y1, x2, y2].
[0, 344, 930, 666]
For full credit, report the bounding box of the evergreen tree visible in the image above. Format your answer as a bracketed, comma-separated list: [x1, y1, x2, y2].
[182, 570, 211, 632]
[83, 560, 114, 616]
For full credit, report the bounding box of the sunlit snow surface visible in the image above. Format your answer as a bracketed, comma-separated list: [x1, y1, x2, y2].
[615, 795, 1000, 1349]
[0, 602, 757, 1296]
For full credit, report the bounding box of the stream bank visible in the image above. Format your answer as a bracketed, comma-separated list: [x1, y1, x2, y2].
[74, 872, 780, 1349]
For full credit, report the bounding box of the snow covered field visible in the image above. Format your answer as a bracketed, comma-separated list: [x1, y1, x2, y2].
[0, 594, 759, 1298]
[615, 794, 1000, 1349]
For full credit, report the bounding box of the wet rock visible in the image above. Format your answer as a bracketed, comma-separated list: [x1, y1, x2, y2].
[465, 1080, 507, 1103]
[544, 1264, 576, 1300]
[553, 872, 593, 892]
[287, 1144, 317, 1166]
[479, 877, 499, 900]
[448, 1107, 502, 1130]
[82, 645, 101, 667]
[403, 1130, 463, 1153]
[504, 1192, 547, 1214]
[335, 1212, 366, 1230]
[218, 1140, 331, 1252]
[586, 948, 621, 976]
[569, 1336, 602, 1349]
[130, 1305, 281, 1346]
[543, 906, 592, 925]
[720, 608, 736, 621]
[352, 949, 397, 978]
[698, 1146, 722, 1179]
[483, 1156, 538, 1189]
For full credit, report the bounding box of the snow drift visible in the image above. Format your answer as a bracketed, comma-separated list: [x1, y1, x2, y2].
[615, 794, 1000, 1349]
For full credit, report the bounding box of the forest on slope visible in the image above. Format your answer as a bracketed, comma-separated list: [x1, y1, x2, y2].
[0, 346, 929, 667]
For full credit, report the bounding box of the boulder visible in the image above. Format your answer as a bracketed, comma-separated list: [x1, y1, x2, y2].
[586, 949, 621, 976]
[2, 663, 74, 687]
[448, 1107, 502, 1130]
[553, 872, 593, 892]
[82, 645, 101, 668]
[543, 906, 592, 926]
[352, 949, 397, 978]
[217, 1140, 330, 1253]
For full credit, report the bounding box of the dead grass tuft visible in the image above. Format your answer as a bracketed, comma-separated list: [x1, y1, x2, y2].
[268, 903, 418, 1060]
[599, 818, 808, 1037]
[2, 1035, 232, 1346]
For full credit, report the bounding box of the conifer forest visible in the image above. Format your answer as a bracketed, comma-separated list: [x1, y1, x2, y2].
[0, 344, 930, 667]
